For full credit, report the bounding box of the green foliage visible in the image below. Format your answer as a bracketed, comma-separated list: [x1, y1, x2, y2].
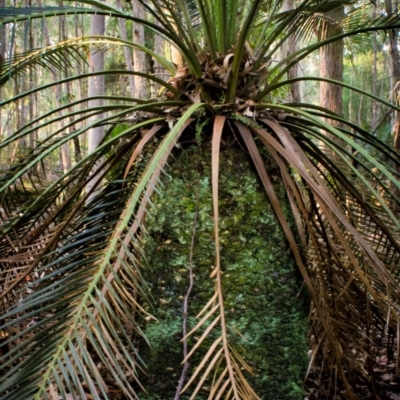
[343, 50, 392, 139]
[139, 139, 308, 399]
[1, 1, 400, 399]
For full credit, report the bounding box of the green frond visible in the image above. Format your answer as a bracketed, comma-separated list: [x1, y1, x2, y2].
[2, 0, 400, 398]
[0, 104, 204, 399]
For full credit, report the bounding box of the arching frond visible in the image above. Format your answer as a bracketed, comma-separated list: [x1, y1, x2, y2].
[1, 1, 400, 399]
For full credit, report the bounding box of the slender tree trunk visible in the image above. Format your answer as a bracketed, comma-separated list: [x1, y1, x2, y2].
[11, 21, 27, 161]
[86, 10, 105, 200]
[284, 0, 301, 103]
[65, 76, 82, 163]
[319, 6, 344, 120]
[75, 12, 86, 158]
[384, 0, 400, 209]
[37, 0, 71, 172]
[170, 41, 183, 69]
[11, 77, 21, 162]
[19, 2, 30, 147]
[0, 0, 6, 141]
[153, 19, 170, 95]
[116, 0, 135, 97]
[59, 7, 71, 173]
[63, 18, 82, 165]
[28, 0, 36, 150]
[358, 94, 363, 128]
[371, 4, 379, 131]
[385, 0, 400, 153]
[318, 4, 345, 154]
[132, 0, 147, 98]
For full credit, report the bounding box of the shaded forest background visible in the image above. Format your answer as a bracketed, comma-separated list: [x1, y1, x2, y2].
[0, 0, 399, 171]
[1, 0, 400, 399]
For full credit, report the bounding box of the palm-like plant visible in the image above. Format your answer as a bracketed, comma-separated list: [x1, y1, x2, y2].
[1, 0, 400, 399]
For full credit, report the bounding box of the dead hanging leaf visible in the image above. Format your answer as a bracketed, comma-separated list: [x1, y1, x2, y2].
[165, 90, 175, 99]
[242, 106, 254, 118]
[241, 100, 256, 118]
[213, 64, 228, 80]
[376, 355, 389, 365]
[167, 115, 176, 130]
[0, 330, 8, 339]
[223, 54, 234, 70]
[47, 384, 60, 400]
[196, 50, 210, 64]
[222, 65, 232, 86]
[173, 66, 190, 80]
[187, 87, 201, 104]
[168, 67, 190, 90]
[239, 60, 254, 77]
[164, 67, 191, 99]
[210, 54, 234, 84]
[380, 373, 393, 381]
[387, 393, 400, 400]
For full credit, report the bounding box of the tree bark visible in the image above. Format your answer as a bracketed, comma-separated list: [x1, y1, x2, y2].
[37, 0, 71, 172]
[116, 0, 135, 97]
[318, 4, 345, 155]
[285, 0, 301, 103]
[27, 0, 36, 150]
[371, 4, 379, 131]
[385, 0, 400, 153]
[0, 0, 6, 140]
[384, 0, 400, 209]
[86, 10, 105, 200]
[153, 18, 170, 95]
[59, 5, 71, 173]
[75, 12, 86, 159]
[132, 0, 147, 98]
[319, 6, 344, 121]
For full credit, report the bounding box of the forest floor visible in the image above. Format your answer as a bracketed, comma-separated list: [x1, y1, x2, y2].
[304, 347, 400, 400]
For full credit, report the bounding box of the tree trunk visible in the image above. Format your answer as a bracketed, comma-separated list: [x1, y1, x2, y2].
[318, 4, 345, 153]
[59, 7, 71, 173]
[319, 6, 344, 118]
[116, 0, 135, 97]
[385, 0, 400, 153]
[132, 0, 147, 98]
[86, 10, 105, 199]
[170, 40, 183, 69]
[358, 93, 363, 129]
[153, 18, 170, 95]
[75, 12, 86, 159]
[0, 0, 6, 140]
[285, 0, 301, 103]
[384, 0, 400, 208]
[27, 0, 36, 150]
[371, 4, 379, 131]
[37, 0, 71, 172]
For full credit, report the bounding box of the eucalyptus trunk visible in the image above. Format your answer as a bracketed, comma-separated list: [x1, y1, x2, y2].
[318, 3, 345, 153]
[371, 4, 379, 131]
[284, 0, 301, 103]
[59, 8, 71, 173]
[132, 0, 147, 98]
[385, 0, 400, 208]
[86, 10, 105, 198]
[0, 0, 6, 140]
[153, 17, 170, 94]
[117, 0, 136, 97]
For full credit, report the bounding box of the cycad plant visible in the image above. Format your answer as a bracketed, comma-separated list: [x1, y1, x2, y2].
[1, 0, 400, 399]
